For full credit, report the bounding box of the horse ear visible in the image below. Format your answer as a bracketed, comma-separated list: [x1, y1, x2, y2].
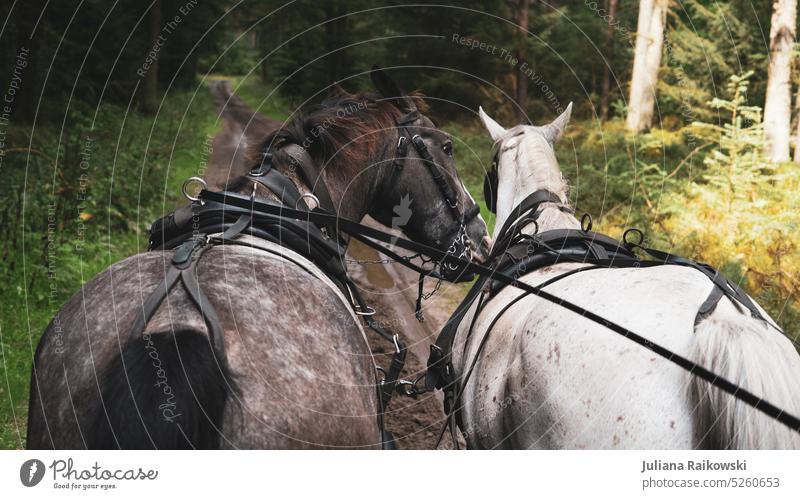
[478, 106, 506, 142]
[329, 84, 348, 97]
[370, 65, 417, 111]
[540, 102, 572, 145]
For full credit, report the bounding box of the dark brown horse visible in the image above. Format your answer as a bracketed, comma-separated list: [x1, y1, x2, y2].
[26, 69, 490, 449]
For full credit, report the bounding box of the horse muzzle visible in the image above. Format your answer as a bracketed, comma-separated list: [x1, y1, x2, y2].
[438, 224, 491, 282]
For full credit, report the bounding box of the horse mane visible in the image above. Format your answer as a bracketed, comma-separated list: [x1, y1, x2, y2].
[246, 88, 429, 185]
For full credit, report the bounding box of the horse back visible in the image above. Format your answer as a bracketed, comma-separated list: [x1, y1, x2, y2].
[29, 243, 380, 449]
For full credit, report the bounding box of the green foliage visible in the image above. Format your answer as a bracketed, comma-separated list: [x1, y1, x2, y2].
[0, 86, 219, 448]
[674, 75, 797, 341]
[639, 73, 798, 341]
[554, 72, 798, 343]
[658, 0, 754, 123]
[689, 71, 771, 205]
[0, 0, 227, 122]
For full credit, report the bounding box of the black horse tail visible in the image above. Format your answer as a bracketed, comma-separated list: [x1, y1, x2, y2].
[89, 330, 236, 449]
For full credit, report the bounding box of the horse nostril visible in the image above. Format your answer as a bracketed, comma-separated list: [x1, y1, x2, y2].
[481, 235, 493, 250]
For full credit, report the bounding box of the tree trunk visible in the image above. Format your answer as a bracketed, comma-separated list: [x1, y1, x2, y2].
[142, 0, 162, 113]
[513, 0, 530, 121]
[325, 0, 347, 83]
[10, 3, 41, 124]
[508, 0, 531, 123]
[764, 0, 796, 163]
[793, 84, 800, 162]
[600, 0, 619, 121]
[625, 0, 669, 132]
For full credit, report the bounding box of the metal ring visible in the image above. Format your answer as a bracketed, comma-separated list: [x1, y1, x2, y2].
[623, 227, 645, 248]
[248, 167, 267, 177]
[581, 213, 593, 232]
[182, 177, 207, 202]
[296, 193, 320, 209]
[396, 380, 417, 397]
[517, 217, 539, 235]
[354, 305, 376, 316]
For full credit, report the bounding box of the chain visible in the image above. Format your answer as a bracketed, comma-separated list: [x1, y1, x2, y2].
[345, 252, 431, 266]
[345, 257, 399, 266]
[441, 224, 472, 272]
[421, 277, 442, 300]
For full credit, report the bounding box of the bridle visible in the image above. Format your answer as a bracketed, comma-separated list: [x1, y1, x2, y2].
[483, 148, 500, 214]
[483, 131, 527, 215]
[390, 109, 481, 278]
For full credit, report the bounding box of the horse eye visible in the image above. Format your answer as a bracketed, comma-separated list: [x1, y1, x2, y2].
[442, 142, 454, 157]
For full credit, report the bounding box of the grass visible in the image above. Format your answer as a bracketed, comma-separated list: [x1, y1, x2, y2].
[0, 83, 221, 448]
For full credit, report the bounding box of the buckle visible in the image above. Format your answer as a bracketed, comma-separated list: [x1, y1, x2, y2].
[249, 151, 273, 177]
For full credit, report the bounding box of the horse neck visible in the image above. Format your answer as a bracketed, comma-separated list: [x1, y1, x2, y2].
[318, 164, 375, 223]
[243, 134, 391, 223]
[314, 139, 390, 222]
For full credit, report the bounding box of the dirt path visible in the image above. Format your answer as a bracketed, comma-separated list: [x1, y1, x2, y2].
[205, 80, 282, 189]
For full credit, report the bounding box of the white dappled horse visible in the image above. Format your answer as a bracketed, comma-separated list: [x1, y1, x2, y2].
[450, 105, 800, 449]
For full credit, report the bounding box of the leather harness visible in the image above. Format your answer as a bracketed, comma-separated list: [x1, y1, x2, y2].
[140, 110, 479, 449]
[426, 188, 773, 448]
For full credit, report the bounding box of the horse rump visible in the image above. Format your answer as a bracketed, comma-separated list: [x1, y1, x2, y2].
[89, 330, 236, 449]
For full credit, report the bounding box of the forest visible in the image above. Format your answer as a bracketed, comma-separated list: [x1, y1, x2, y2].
[0, 0, 798, 448]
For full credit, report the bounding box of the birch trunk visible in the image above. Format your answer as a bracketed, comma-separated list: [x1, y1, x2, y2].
[793, 85, 800, 162]
[764, 0, 796, 163]
[625, 0, 669, 132]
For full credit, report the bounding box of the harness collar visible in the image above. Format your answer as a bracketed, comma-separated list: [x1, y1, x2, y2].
[249, 142, 335, 215]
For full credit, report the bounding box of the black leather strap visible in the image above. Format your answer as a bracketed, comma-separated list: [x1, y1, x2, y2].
[283, 144, 336, 214]
[181, 250, 226, 358]
[695, 284, 725, 326]
[410, 134, 459, 214]
[130, 265, 182, 340]
[251, 171, 306, 210]
[635, 245, 765, 321]
[221, 214, 252, 239]
[130, 237, 226, 360]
